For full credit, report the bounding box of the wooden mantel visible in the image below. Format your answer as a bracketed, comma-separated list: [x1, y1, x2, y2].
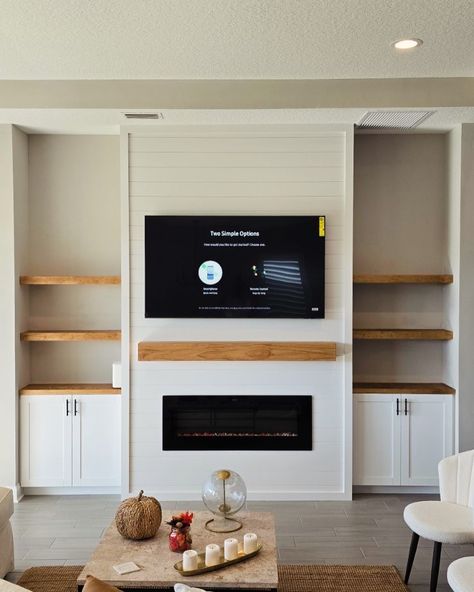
[138, 341, 337, 362]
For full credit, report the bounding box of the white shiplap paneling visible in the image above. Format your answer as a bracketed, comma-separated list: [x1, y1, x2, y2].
[124, 125, 352, 500]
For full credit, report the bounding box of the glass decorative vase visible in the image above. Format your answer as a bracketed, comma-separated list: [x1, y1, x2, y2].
[168, 525, 192, 553]
[202, 469, 247, 532]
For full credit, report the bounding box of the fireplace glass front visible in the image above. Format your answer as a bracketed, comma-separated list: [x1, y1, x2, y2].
[162, 395, 312, 451]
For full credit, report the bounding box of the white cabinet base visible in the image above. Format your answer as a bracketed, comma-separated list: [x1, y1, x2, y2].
[354, 394, 454, 487]
[401, 396, 453, 486]
[22, 486, 121, 495]
[354, 395, 401, 485]
[20, 395, 72, 487]
[21, 394, 121, 489]
[354, 485, 439, 494]
[72, 395, 121, 487]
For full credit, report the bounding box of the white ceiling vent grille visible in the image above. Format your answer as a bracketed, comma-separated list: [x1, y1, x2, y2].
[357, 111, 434, 129]
[123, 112, 164, 120]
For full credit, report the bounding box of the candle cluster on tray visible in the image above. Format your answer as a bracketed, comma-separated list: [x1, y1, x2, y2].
[181, 533, 259, 571]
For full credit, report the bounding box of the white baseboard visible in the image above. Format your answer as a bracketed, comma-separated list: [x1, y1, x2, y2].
[12, 483, 23, 503]
[22, 486, 121, 496]
[124, 489, 353, 502]
[354, 485, 439, 495]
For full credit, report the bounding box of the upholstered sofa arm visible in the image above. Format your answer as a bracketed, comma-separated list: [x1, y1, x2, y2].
[0, 581, 29, 592]
[0, 488, 14, 578]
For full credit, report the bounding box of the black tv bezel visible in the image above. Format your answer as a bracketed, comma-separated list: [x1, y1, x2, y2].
[144, 214, 325, 319]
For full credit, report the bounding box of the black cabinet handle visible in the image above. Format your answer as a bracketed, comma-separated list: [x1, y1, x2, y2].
[396, 398, 400, 415]
[66, 399, 70, 416]
[404, 398, 408, 416]
[74, 399, 78, 416]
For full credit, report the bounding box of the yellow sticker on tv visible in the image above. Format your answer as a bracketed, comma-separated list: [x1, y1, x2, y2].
[319, 216, 325, 237]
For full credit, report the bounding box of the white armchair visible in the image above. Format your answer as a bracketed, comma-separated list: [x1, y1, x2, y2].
[0, 488, 14, 578]
[448, 557, 474, 592]
[403, 450, 474, 592]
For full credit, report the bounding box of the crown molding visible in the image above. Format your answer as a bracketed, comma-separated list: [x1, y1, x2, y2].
[0, 78, 473, 109]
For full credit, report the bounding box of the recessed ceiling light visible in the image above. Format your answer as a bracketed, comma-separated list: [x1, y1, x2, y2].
[393, 38, 423, 50]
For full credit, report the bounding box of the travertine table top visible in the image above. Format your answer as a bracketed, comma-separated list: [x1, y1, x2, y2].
[77, 511, 278, 589]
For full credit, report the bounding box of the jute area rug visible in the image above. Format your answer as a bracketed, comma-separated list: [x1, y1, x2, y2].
[16, 564, 408, 592]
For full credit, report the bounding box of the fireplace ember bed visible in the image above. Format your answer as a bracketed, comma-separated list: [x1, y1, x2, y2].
[163, 395, 312, 451]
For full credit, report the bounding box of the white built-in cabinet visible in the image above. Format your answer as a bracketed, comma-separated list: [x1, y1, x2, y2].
[354, 394, 454, 486]
[20, 394, 121, 488]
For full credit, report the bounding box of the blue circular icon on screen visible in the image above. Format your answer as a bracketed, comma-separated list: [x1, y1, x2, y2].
[198, 260, 223, 285]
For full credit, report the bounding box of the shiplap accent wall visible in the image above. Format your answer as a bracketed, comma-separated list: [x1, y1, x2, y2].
[124, 125, 353, 500]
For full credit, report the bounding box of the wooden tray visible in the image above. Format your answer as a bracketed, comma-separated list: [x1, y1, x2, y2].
[174, 543, 263, 576]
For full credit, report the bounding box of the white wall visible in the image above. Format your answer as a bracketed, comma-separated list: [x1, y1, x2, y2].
[458, 124, 474, 450]
[446, 127, 461, 450]
[0, 125, 17, 491]
[0, 125, 29, 496]
[27, 135, 121, 382]
[124, 125, 353, 500]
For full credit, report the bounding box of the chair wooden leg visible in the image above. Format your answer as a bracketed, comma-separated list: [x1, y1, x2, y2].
[404, 531, 420, 584]
[430, 541, 442, 592]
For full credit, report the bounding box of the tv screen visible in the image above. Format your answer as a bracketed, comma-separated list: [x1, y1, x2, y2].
[145, 215, 325, 319]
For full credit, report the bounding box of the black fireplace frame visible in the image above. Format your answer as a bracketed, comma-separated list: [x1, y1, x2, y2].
[162, 395, 312, 451]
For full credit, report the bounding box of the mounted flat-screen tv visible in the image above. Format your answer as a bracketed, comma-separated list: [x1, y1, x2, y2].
[145, 215, 325, 319]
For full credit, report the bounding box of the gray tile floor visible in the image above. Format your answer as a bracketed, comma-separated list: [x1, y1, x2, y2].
[6, 494, 474, 591]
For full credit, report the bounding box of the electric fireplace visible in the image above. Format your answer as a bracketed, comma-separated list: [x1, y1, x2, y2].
[162, 395, 312, 451]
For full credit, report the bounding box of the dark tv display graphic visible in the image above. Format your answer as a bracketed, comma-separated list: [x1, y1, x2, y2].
[145, 216, 325, 319]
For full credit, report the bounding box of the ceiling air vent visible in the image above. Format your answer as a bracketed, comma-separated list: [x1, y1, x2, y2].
[123, 112, 164, 120]
[357, 111, 434, 129]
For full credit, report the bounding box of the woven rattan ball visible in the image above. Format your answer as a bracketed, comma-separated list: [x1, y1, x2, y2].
[115, 490, 162, 540]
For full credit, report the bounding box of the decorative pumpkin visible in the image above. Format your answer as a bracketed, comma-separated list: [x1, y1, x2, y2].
[115, 490, 162, 540]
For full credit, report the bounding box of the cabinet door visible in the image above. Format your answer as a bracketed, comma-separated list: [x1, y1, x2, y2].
[354, 394, 401, 485]
[401, 395, 454, 486]
[20, 395, 72, 486]
[72, 395, 121, 486]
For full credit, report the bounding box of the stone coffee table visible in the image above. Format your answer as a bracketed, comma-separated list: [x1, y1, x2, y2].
[77, 511, 278, 592]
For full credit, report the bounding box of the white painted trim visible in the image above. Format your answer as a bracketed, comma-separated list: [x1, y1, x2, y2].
[342, 126, 354, 501]
[125, 490, 352, 501]
[446, 127, 462, 454]
[122, 123, 354, 136]
[120, 129, 130, 500]
[22, 487, 120, 496]
[13, 483, 23, 503]
[354, 485, 439, 495]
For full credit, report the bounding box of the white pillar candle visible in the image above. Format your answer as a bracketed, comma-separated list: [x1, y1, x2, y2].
[243, 533, 258, 554]
[224, 538, 239, 561]
[182, 549, 198, 571]
[205, 543, 221, 567]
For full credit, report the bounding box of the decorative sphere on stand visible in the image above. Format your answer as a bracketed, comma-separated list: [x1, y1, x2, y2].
[202, 469, 247, 532]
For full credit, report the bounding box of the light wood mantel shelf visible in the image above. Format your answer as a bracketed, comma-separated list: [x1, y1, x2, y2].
[138, 341, 337, 362]
[353, 274, 453, 284]
[20, 383, 121, 395]
[20, 275, 121, 285]
[353, 329, 453, 341]
[353, 382, 455, 395]
[21, 330, 121, 342]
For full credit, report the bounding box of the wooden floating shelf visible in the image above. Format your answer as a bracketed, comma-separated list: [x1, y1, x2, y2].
[20, 275, 121, 285]
[20, 383, 121, 395]
[138, 341, 337, 362]
[353, 382, 455, 395]
[353, 329, 453, 341]
[353, 274, 453, 285]
[21, 330, 121, 342]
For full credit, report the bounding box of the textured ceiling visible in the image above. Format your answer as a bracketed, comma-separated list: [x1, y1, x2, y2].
[1, 0, 473, 80]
